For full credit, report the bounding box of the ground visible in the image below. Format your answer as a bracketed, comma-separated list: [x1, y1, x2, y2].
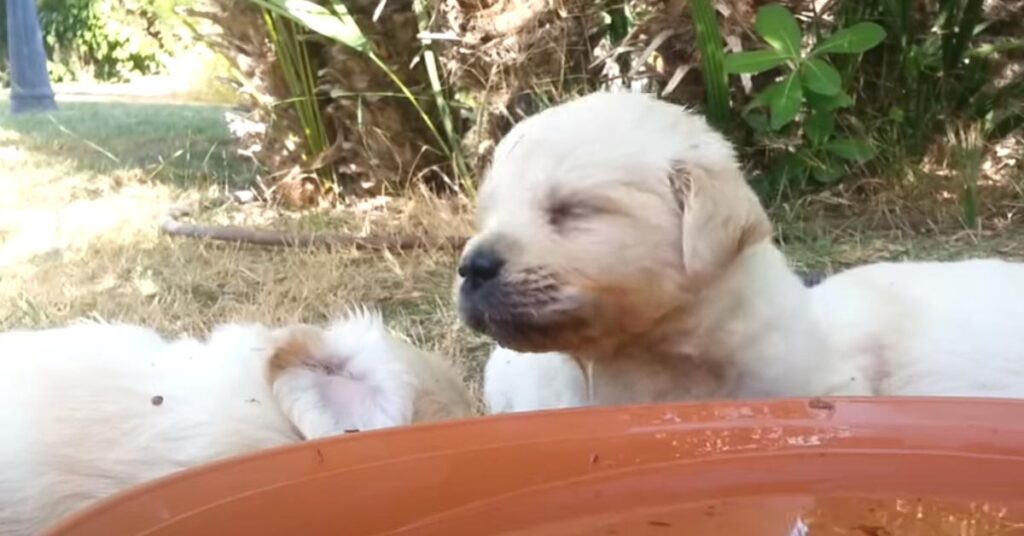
[3, 95, 1024, 399]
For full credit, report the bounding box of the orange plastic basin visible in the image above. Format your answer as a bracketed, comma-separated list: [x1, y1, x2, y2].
[45, 397, 1024, 535]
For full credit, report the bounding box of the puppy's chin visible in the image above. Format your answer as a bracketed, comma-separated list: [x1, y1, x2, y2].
[458, 280, 595, 353]
[467, 312, 592, 353]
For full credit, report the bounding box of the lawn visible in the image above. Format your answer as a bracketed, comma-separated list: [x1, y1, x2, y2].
[3, 97, 1024, 399]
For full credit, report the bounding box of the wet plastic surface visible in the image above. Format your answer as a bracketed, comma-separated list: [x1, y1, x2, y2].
[45, 397, 1024, 535]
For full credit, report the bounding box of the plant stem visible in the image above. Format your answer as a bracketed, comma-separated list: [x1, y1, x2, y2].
[689, 0, 730, 130]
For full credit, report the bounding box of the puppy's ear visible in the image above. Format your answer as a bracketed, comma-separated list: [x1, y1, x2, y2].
[266, 324, 416, 440]
[670, 163, 772, 278]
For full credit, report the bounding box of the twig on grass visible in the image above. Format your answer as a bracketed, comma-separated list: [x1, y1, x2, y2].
[159, 207, 468, 252]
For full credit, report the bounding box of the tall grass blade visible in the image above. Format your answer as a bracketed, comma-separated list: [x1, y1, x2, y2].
[413, 0, 471, 193]
[262, 9, 330, 183]
[605, 1, 632, 46]
[952, 126, 983, 229]
[948, 0, 984, 72]
[689, 0, 730, 129]
[245, 0, 453, 172]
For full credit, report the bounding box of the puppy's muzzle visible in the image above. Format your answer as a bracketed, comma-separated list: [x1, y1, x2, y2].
[458, 248, 505, 290]
[457, 246, 506, 334]
[457, 245, 592, 351]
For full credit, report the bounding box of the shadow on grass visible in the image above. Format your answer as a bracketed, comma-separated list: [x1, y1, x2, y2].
[0, 98, 257, 189]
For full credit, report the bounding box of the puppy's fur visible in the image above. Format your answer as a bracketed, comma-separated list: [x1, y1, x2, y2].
[458, 92, 1024, 413]
[483, 348, 588, 413]
[0, 311, 474, 534]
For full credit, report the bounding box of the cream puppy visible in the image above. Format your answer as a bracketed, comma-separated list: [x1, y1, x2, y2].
[457, 91, 1024, 413]
[483, 348, 587, 413]
[0, 311, 474, 534]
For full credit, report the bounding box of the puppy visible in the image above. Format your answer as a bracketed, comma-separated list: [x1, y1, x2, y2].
[483, 348, 587, 413]
[0, 310, 474, 534]
[457, 91, 1024, 413]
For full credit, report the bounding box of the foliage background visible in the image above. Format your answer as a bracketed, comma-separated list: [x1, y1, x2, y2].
[1, 0, 233, 92]
[177, 0, 1021, 225]
[4, 0, 1022, 222]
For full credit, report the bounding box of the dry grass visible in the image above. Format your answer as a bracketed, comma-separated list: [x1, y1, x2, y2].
[3, 95, 1023, 401]
[0, 97, 488, 396]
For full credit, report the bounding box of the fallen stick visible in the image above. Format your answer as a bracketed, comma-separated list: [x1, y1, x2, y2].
[159, 208, 468, 252]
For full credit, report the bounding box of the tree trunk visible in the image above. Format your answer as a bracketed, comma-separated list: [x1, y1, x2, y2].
[316, 0, 447, 193]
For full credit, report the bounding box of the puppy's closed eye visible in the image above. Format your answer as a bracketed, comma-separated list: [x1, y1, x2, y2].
[547, 200, 603, 229]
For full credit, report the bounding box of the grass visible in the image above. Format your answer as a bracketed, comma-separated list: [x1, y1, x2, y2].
[2, 95, 1024, 400]
[0, 99, 251, 187]
[0, 96, 488, 399]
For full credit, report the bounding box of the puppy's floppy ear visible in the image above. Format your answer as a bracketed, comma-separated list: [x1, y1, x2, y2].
[669, 162, 772, 278]
[266, 323, 416, 440]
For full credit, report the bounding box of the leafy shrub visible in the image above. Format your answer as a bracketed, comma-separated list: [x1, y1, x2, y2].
[828, 0, 1022, 224]
[36, 0, 185, 82]
[192, 0, 1019, 204]
[690, 1, 1023, 201]
[721, 5, 886, 194]
[838, 0, 1022, 156]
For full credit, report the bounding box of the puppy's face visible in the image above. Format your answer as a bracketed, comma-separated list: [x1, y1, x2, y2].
[456, 93, 771, 354]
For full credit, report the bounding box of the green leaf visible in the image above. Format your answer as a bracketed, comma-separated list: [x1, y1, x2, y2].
[806, 90, 854, 111]
[800, 58, 842, 95]
[810, 160, 844, 183]
[689, 0, 731, 129]
[755, 5, 802, 58]
[724, 49, 790, 74]
[804, 110, 835, 145]
[746, 87, 774, 110]
[772, 153, 811, 185]
[765, 72, 803, 130]
[742, 110, 770, 132]
[825, 137, 876, 161]
[605, 3, 632, 45]
[248, 0, 368, 51]
[813, 22, 887, 55]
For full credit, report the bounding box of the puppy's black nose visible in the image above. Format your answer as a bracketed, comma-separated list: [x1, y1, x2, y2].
[458, 249, 505, 283]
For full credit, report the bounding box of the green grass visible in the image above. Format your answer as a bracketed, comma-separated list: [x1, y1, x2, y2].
[0, 98, 254, 188]
[782, 226, 1024, 277]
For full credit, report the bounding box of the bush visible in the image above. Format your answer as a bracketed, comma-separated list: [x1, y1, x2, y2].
[192, 0, 1022, 207]
[705, 1, 1024, 201]
[720, 5, 886, 195]
[35, 0, 187, 82]
[839, 0, 1023, 155]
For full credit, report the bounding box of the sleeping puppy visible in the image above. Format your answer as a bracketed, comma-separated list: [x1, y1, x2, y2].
[0, 310, 474, 534]
[483, 272, 829, 413]
[458, 91, 1024, 413]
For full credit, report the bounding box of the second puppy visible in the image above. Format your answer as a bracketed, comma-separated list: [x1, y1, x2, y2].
[0, 310, 474, 535]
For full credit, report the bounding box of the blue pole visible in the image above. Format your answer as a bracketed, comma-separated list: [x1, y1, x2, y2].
[6, 0, 56, 114]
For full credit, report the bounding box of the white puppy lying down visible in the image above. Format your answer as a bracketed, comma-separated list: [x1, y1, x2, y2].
[458, 92, 1024, 413]
[0, 311, 474, 534]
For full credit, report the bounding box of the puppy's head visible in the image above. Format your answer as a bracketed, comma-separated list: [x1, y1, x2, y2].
[266, 310, 475, 440]
[456, 92, 771, 354]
